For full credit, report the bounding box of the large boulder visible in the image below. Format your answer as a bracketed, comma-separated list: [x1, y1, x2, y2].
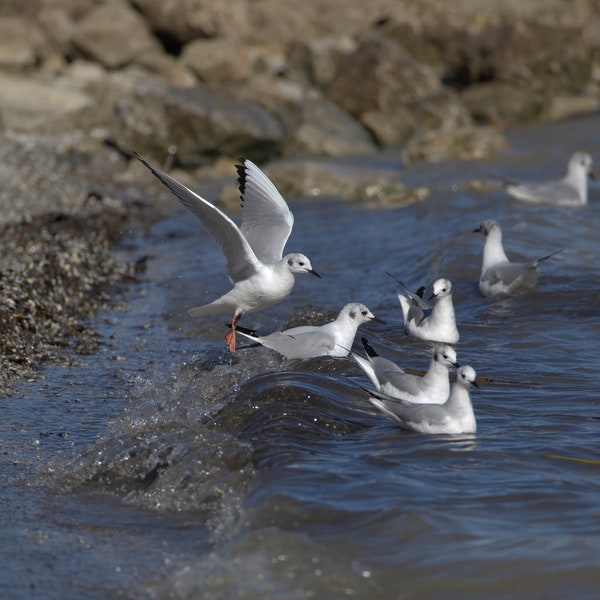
[109, 82, 284, 166]
[71, 0, 162, 69]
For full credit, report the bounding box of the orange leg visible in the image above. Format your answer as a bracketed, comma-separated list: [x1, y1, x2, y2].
[225, 314, 240, 352]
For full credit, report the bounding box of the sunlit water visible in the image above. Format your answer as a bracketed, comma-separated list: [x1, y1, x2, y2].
[1, 116, 600, 599]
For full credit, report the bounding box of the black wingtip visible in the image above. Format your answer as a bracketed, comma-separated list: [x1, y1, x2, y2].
[236, 158, 248, 202]
[415, 286, 425, 299]
[361, 337, 379, 358]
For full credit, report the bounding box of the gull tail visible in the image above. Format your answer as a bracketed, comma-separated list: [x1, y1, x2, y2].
[533, 248, 564, 267]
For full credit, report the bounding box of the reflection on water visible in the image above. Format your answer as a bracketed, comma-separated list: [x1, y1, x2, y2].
[1, 115, 600, 598]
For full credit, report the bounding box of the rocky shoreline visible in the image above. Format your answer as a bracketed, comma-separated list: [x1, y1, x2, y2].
[0, 0, 598, 388]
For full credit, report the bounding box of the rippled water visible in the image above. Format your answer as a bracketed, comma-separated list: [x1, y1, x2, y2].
[2, 115, 600, 599]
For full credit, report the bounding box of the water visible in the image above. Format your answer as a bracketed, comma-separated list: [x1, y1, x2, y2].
[2, 115, 600, 599]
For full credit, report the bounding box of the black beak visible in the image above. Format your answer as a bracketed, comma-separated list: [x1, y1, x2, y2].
[589, 170, 596, 180]
[452, 361, 461, 368]
[472, 379, 480, 389]
[428, 292, 436, 301]
[370, 316, 386, 324]
[309, 269, 322, 278]
[472, 227, 481, 233]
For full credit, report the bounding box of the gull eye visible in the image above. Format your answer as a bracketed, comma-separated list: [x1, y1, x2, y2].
[298, 261, 305, 267]
[361, 310, 368, 316]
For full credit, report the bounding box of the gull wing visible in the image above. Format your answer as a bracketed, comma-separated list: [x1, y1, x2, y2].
[387, 272, 430, 310]
[135, 153, 261, 283]
[262, 330, 336, 359]
[237, 159, 294, 264]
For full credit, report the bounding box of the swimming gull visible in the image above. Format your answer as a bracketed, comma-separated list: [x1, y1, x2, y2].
[504, 151, 594, 207]
[473, 219, 563, 297]
[367, 365, 478, 434]
[234, 302, 381, 359]
[353, 338, 458, 404]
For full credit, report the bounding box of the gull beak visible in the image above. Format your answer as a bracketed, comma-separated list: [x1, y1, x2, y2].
[452, 361, 461, 369]
[472, 226, 482, 233]
[472, 379, 480, 389]
[308, 268, 322, 278]
[589, 169, 596, 180]
[427, 291, 437, 301]
[370, 315, 386, 324]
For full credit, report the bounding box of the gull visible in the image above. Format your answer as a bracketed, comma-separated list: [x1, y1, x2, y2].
[473, 219, 563, 297]
[135, 153, 320, 352]
[233, 302, 381, 359]
[353, 338, 458, 404]
[504, 151, 594, 207]
[366, 365, 478, 434]
[389, 274, 460, 344]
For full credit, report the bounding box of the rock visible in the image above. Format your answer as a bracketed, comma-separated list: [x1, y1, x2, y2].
[71, 0, 162, 69]
[109, 81, 284, 166]
[134, 50, 197, 88]
[181, 38, 252, 83]
[219, 158, 427, 208]
[327, 36, 441, 117]
[461, 82, 544, 125]
[545, 95, 600, 122]
[0, 17, 46, 69]
[131, 0, 251, 45]
[283, 96, 377, 157]
[363, 89, 472, 146]
[0, 72, 95, 133]
[401, 126, 508, 165]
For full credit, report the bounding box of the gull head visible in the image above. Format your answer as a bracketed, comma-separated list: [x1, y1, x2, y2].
[568, 151, 594, 179]
[428, 278, 453, 301]
[433, 344, 459, 368]
[285, 253, 321, 278]
[340, 302, 381, 325]
[473, 218, 501, 238]
[456, 365, 478, 389]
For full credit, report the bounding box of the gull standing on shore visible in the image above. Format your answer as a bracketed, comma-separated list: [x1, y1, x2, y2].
[473, 219, 563, 297]
[135, 153, 321, 351]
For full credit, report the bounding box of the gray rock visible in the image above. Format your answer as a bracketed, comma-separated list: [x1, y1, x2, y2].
[181, 38, 252, 83]
[363, 89, 472, 146]
[327, 36, 441, 117]
[109, 81, 284, 166]
[283, 96, 377, 157]
[0, 17, 46, 69]
[0, 72, 95, 133]
[71, 0, 162, 69]
[401, 126, 508, 165]
[132, 0, 251, 45]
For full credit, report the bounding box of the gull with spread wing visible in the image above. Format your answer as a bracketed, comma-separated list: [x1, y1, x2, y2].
[135, 153, 320, 351]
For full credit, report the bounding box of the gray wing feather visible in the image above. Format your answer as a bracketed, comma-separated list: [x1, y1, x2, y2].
[238, 159, 294, 264]
[135, 153, 260, 283]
